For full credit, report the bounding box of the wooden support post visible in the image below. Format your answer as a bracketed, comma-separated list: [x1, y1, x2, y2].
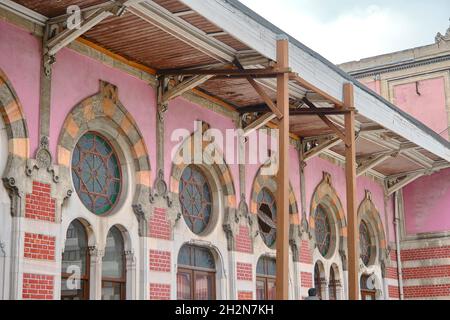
[344, 83, 359, 300]
[275, 36, 290, 300]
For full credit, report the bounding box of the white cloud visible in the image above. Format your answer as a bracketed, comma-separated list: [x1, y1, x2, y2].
[238, 0, 449, 63]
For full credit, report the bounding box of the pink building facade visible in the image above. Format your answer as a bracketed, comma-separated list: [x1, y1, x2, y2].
[341, 27, 450, 299]
[0, 1, 449, 301]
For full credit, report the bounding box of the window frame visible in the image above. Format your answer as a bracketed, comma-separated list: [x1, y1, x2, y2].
[61, 221, 90, 300]
[72, 131, 123, 216]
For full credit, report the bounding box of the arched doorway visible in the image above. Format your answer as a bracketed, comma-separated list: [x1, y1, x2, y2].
[61, 220, 90, 300]
[177, 244, 216, 300]
[101, 226, 126, 300]
[313, 261, 325, 300]
[256, 256, 276, 300]
[360, 274, 377, 300]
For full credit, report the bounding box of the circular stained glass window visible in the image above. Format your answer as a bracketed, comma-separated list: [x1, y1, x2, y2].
[315, 205, 332, 257]
[179, 165, 213, 234]
[257, 188, 277, 248]
[360, 221, 372, 266]
[72, 132, 121, 215]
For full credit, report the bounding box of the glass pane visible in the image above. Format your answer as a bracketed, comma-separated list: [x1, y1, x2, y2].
[178, 245, 191, 266]
[179, 165, 213, 234]
[194, 247, 215, 270]
[194, 273, 214, 300]
[62, 220, 88, 276]
[61, 278, 87, 300]
[101, 281, 122, 300]
[315, 205, 332, 257]
[72, 132, 121, 215]
[257, 188, 277, 247]
[177, 272, 192, 300]
[256, 280, 266, 300]
[267, 280, 276, 300]
[102, 227, 124, 279]
[360, 221, 372, 266]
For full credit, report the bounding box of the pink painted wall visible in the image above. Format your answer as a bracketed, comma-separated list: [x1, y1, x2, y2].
[50, 48, 157, 178]
[363, 80, 381, 95]
[0, 21, 398, 241]
[393, 77, 448, 139]
[0, 20, 41, 154]
[403, 168, 450, 235]
[243, 131, 301, 216]
[165, 97, 240, 197]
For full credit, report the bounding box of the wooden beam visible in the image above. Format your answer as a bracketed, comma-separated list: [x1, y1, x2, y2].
[290, 108, 353, 116]
[243, 113, 277, 137]
[344, 83, 359, 300]
[162, 75, 213, 102]
[304, 137, 341, 162]
[386, 173, 423, 196]
[302, 98, 347, 143]
[386, 162, 450, 195]
[232, 57, 283, 119]
[357, 153, 393, 177]
[128, 1, 235, 62]
[290, 73, 344, 108]
[247, 77, 283, 119]
[157, 67, 291, 77]
[46, 9, 114, 56]
[275, 36, 290, 301]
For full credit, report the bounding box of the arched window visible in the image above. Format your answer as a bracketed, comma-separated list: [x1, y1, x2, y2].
[314, 263, 323, 300]
[314, 205, 332, 257]
[61, 220, 89, 300]
[256, 188, 277, 248]
[328, 267, 337, 300]
[177, 245, 216, 300]
[256, 256, 276, 300]
[72, 132, 121, 216]
[102, 226, 125, 300]
[179, 165, 213, 234]
[359, 221, 372, 266]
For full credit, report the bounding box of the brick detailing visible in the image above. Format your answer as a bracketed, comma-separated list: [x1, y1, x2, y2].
[402, 265, 450, 280]
[25, 181, 56, 222]
[236, 262, 253, 281]
[401, 246, 450, 262]
[23, 233, 55, 261]
[149, 250, 171, 273]
[149, 208, 171, 240]
[149, 283, 171, 300]
[238, 291, 253, 300]
[390, 249, 398, 262]
[299, 240, 312, 264]
[235, 225, 252, 253]
[404, 284, 450, 298]
[388, 285, 400, 299]
[22, 273, 54, 300]
[301, 272, 313, 288]
[385, 267, 399, 280]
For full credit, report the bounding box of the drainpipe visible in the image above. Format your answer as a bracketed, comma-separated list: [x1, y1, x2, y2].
[393, 191, 404, 300]
[0, 241, 6, 300]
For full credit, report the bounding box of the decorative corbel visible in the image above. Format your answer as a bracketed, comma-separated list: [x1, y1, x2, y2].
[150, 169, 172, 208]
[26, 136, 60, 183]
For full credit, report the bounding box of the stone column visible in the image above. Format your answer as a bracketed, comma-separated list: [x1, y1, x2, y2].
[89, 247, 104, 300]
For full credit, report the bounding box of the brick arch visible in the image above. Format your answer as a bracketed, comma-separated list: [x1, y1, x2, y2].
[358, 190, 387, 261]
[309, 172, 347, 253]
[249, 166, 299, 224]
[0, 68, 29, 160]
[169, 124, 236, 209]
[57, 81, 152, 210]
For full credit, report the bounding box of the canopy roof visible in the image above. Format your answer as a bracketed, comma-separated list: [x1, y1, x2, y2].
[3, 0, 450, 191]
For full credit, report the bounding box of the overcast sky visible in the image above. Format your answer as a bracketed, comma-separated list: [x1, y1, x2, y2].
[239, 0, 450, 64]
